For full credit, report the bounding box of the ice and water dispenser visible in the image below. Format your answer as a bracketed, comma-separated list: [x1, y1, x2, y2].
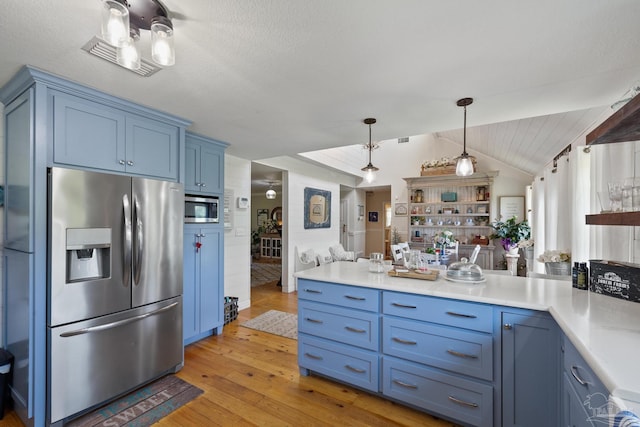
[65, 228, 111, 282]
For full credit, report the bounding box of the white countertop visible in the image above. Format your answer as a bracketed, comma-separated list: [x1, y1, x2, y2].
[295, 262, 640, 407]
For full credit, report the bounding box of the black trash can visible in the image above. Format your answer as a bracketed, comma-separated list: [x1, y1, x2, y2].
[0, 348, 14, 420]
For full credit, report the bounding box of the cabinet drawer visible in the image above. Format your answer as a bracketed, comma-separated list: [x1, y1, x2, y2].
[382, 356, 493, 427]
[299, 301, 379, 351]
[299, 334, 379, 392]
[298, 279, 379, 312]
[382, 317, 492, 381]
[383, 292, 493, 333]
[563, 335, 609, 404]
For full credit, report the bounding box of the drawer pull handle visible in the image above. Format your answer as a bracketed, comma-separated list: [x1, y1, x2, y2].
[304, 353, 323, 360]
[345, 365, 366, 374]
[392, 379, 418, 389]
[570, 366, 588, 386]
[345, 295, 365, 301]
[392, 337, 417, 345]
[392, 302, 417, 309]
[447, 349, 478, 359]
[445, 311, 477, 319]
[305, 318, 324, 324]
[304, 289, 322, 294]
[345, 326, 367, 333]
[448, 395, 479, 408]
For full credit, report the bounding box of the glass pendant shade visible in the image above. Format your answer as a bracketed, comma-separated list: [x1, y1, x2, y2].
[266, 188, 276, 199]
[101, 0, 130, 47]
[117, 30, 141, 70]
[455, 98, 475, 177]
[151, 17, 175, 66]
[364, 168, 376, 183]
[455, 155, 475, 177]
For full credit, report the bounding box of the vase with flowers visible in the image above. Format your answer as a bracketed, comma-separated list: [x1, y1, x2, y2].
[434, 230, 455, 263]
[489, 216, 531, 254]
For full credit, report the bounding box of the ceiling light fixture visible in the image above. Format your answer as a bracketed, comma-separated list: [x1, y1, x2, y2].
[361, 118, 379, 183]
[100, 0, 175, 71]
[455, 98, 476, 177]
[265, 182, 276, 199]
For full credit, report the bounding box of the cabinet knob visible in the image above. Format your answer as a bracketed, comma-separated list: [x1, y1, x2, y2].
[127, 160, 134, 166]
[201, 183, 206, 187]
[119, 159, 126, 165]
[503, 323, 513, 330]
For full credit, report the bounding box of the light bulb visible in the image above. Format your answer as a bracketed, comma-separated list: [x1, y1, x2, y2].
[101, 1, 129, 47]
[365, 169, 376, 183]
[455, 156, 475, 177]
[151, 19, 175, 66]
[117, 36, 141, 70]
[266, 188, 276, 199]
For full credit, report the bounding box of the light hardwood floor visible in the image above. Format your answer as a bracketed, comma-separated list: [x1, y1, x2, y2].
[3, 282, 457, 426]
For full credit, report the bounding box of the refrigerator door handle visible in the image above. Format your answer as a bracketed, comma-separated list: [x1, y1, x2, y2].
[58, 302, 179, 337]
[133, 199, 143, 285]
[122, 194, 132, 287]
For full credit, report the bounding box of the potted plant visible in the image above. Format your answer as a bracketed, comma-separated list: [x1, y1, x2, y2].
[490, 216, 531, 254]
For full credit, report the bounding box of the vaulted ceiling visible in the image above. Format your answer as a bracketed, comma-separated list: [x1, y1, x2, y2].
[1, 1, 639, 179]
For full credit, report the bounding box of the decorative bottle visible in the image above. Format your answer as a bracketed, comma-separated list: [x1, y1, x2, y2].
[571, 262, 579, 288]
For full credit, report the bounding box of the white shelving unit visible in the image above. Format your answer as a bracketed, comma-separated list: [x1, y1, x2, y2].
[403, 172, 498, 269]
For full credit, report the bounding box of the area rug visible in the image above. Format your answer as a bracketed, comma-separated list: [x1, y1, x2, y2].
[240, 309, 298, 339]
[67, 375, 203, 427]
[251, 262, 281, 287]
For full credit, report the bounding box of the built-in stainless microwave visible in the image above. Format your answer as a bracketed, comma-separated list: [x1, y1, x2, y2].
[185, 195, 219, 223]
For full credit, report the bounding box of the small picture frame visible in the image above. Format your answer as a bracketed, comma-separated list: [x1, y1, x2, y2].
[304, 187, 331, 229]
[368, 211, 379, 222]
[476, 206, 487, 214]
[394, 203, 408, 216]
[257, 209, 269, 227]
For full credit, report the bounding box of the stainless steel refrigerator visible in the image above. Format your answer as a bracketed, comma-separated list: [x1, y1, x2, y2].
[47, 167, 184, 424]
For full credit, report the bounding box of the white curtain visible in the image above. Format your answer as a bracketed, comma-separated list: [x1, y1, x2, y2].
[543, 156, 572, 252]
[571, 148, 591, 264]
[531, 176, 545, 273]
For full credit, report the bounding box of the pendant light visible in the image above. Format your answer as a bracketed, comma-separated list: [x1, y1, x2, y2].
[361, 118, 379, 183]
[455, 97, 475, 177]
[265, 182, 276, 199]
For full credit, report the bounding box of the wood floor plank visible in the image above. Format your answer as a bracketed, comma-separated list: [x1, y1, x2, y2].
[2, 281, 455, 427]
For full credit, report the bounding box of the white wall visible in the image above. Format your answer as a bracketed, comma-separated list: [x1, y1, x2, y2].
[223, 155, 252, 310]
[255, 156, 358, 292]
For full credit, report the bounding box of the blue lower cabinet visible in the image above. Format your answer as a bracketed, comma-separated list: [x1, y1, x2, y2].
[561, 334, 609, 427]
[183, 224, 224, 345]
[299, 334, 379, 392]
[383, 356, 493, 427]
[501, 310, 561, 427]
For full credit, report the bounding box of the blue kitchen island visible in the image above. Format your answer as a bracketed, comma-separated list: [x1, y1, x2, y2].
[295, 261, 640, 427]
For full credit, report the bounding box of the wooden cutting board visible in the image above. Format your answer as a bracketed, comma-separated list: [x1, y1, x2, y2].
[387, 269, 439, 281]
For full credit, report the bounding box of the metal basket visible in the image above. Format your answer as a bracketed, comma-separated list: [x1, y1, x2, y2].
[544, 262, 571, 276]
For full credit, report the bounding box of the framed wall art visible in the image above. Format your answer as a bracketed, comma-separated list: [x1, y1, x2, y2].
[368, 211, 379, 222]
[499, 196, 525, 221]
[304, 187, 331, 229]
[394, 203, 407, 216]
[257, 208, 269, 227]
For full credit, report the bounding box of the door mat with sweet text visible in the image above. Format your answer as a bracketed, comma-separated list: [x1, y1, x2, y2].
[67, 375, 203, 427]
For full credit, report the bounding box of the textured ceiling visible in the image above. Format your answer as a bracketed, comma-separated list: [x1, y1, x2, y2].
[1, 1, 639, 178]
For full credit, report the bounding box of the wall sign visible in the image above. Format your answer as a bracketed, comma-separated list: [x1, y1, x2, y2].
[499, 196, 525, 221]
[304, 187, 331, 229]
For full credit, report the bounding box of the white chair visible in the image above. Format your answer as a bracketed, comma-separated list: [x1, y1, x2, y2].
[294, 246, 317, 272]
[329, 243, 355, 262]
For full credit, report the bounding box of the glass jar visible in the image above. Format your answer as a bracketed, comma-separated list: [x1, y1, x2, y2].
[369, 252, 384, 273]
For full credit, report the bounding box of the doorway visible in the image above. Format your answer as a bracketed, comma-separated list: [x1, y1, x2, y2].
[364, 187, 391, 257]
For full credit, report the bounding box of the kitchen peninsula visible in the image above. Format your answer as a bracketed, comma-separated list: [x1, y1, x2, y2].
[295, 262, 640, 427]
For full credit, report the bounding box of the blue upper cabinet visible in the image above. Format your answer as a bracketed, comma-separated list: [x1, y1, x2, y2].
[185, 132, 228, 195]
[52, 90, 180, 181]
[125, 114, 179, 180]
